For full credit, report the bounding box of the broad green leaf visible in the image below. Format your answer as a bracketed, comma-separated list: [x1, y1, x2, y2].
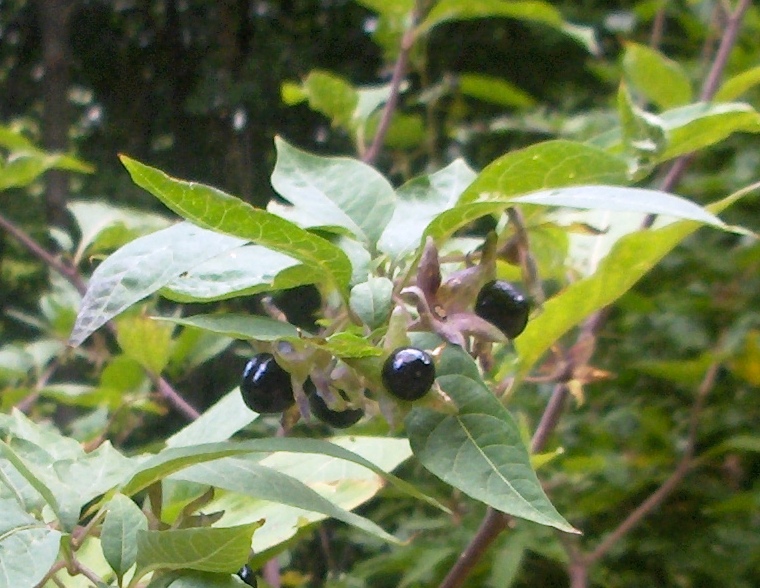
[172, 458, 397, 543]
[510, 186, 727, 229]
[591, 102, 760, 161]
[0, 522, 61, 588]
[161, 244, 302, 302]
[135, 523, 261, 575]
[101, 493, 149, 580]
[405, 342, 576, 533]
[116, 314, 174, 374]
[622, 42, 692, 109]
[69, 200, 171, 258]
[119, 438, 446, 511]
[270, 137, 396, 248]
[298, 70, 359, 128]
[156, 314, 300, 341]
[69, 222, 247, 346]
[0, 439, 81, 531]
[458, 73, 535, 108]
[200, 436, 414, 558]
[456, 140, 628, 205]
[0, 150, 91, 190]
[378, 159, 477, 259]
[513, 189, 752, 378]
[714, 65, 760, 101]
[0, 409, 83, 461]
[350, 277, 394, 329]
[166, 388, 258, 448]
[120, 155, 352, 291]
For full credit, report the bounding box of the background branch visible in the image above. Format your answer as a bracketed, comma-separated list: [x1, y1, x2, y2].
[0, 211, 200, 421]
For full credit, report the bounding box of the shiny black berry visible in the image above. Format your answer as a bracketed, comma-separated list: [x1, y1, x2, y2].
[237, 564, 257, 587]
[309, 388, 364, 428]
[474, 280, 530, 339]
[381, 347, 435, 401]
[240, 353, 295, 414]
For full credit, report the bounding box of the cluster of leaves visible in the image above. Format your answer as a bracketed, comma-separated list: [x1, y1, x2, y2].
[2, 1, 760, 587]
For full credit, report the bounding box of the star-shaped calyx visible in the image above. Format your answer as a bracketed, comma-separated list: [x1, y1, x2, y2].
[401, 234, 507, 348]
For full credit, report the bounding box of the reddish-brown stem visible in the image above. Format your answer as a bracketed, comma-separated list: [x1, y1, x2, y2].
[0, 211, 200, 421]
[362, 10, 419, 165]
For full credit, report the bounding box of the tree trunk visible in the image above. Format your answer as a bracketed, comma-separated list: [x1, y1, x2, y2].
[37, 0, 74, 230]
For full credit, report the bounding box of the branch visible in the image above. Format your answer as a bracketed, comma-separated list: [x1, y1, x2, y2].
[362, 10, 419, 165]
[585, 362, 719, 564]
[643, 0, 751, 227]
[0, 211, 200, 420]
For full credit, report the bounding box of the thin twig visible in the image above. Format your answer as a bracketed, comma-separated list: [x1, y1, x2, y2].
[584, 362, 719, 564]
[0, 211, 200, 420]
[362, 10, 419, 165]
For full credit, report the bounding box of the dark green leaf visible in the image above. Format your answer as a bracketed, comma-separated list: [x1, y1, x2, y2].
[406, 343, 576, 532]
[101, 493, 149, 580]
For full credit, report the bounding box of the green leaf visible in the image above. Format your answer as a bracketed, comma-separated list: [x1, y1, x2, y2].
[622, 42, 692, 109]
[161, 244, 302, 302]
[350, 277, 394, 329]
[714, 65, 760, 101]
[378, 159, 477, 259]
[119, 438, 446, 512]
[116, 314, 174, 373]
[513, 189, 752, 378]
[120, 154, 352, 292]
[298, 70, 359, 128]
[156, 314, 300, 341]
[591, 102, 760, 162]
[68, 200, 171, 257]
[510, 186, 728, 229]
[163, 572, 245, 588]
[166, 388, 258, 448]
[172, 458, 397, 543]
[199, 436, 414, 559]
[135, 523, 261, 575]
[69, 222, 246, 346]
[406, 342, 576, 533]
[0, 504, 61, 588]
[270, 137, 396, 248]
[418, 0, 597, 52]
[456, 140, 629, 204]
[458, 73, 535, 108]
[323, 332, 384, 358]
[617, 82, 667, 162]
[101, 493, 149, 580]
[0, 439, 81, 531]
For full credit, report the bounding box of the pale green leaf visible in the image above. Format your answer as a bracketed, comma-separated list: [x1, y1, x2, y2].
[0, 523, 61, 588]
[379, 159, 477, 259]
[120, 155, 352, 291]
[513, 189, 752, 378]
[69, 222, 247, 346]
[161, 244, 302, 302]
[172, 459, 397, 543]
[350, 277, 394, 329]
[166, 388, 258, 448]
[116, 314, 174, 373]
[622, 42, 692, 109]
[270, 137, 396, 248]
